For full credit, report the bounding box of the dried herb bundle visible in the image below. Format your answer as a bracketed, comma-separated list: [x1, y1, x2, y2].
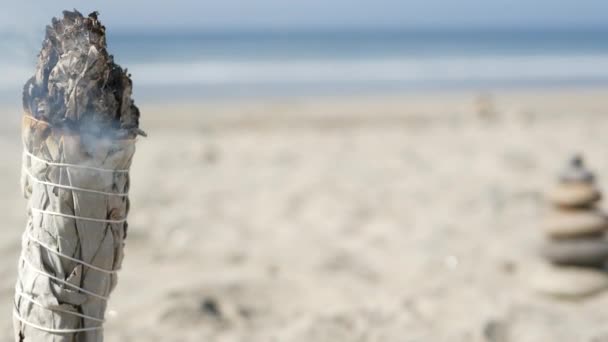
[14, 10, 143, 341]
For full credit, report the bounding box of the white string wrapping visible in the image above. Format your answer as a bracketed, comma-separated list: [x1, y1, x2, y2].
[16, 290, 105, 323]
[23, 166, 128, 197]
[31, 208, 127, 224]
[14, 310, 102, 334]
[17, 151, 127, 333]
[20, 256, 109, 301]
[25, 229, 119, 274]
[23, 148, 129, 173]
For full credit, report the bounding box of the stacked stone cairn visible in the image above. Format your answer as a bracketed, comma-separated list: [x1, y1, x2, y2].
[535, 155, 608, 298]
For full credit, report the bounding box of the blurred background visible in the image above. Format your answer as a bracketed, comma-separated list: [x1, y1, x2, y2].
[2, 1, 608, 341]
[2, 1, 608, 102]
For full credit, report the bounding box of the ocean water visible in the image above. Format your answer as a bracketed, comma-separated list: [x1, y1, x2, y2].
[2, 29, 608, 103]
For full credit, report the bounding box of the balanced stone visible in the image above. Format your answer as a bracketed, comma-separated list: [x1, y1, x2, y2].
[530, 264, 608, 298]
[558, 155, 595, 183]
[547, 182, 601, 208]
[534, 155, 608, 299]
[543, 209, 608, 238]
[540, 239, 608, 267]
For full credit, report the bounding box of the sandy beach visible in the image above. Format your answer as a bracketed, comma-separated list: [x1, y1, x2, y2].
[2, 87, 608, 341]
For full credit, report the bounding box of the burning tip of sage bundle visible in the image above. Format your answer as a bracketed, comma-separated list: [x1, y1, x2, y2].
[23, 9, 145, 138]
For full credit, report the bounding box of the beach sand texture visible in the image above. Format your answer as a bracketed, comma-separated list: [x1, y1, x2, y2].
[2, 88, 608, 341]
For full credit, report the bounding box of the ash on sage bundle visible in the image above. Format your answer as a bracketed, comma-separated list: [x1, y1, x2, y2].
[15, 10, 143, 341]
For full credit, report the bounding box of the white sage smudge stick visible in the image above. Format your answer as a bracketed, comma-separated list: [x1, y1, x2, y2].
[14, 10, 145, 341]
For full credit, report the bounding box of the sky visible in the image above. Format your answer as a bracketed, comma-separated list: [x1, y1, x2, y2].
[1, 0, 608, 32]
